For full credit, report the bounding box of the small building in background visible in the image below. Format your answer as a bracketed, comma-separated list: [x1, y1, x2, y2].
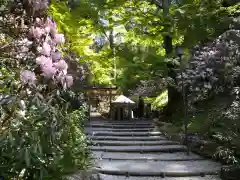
[111, 95, 135, 121]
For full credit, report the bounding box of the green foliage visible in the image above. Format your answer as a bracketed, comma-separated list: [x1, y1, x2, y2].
[49, 1, 115, 85]
[48, 0, 237, 92]
[0, 64, 15, 93]
[143, 97, 155, 103]
[0, 0, 13, 12]
[0, 95, 91, 179]
[214, 146, 238, 165]
[152, 90, 168, 110]
[49, 1, 96, 55]
[171, 0, 231, 46]
[167, 95, 240, 164]
[0, 1, 92, 179]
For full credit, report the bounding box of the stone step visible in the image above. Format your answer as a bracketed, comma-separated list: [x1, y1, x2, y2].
[88, 136, 167, 141]
[96, 159, 221, 177]
[87, 121, 153, 125]
[98, 174, 221, 180]
[85, 127, 154, 132]
[86, 131, 162, 137]
[85, 124, 154, 128]
[90, 145, 187, 152]
[91, 140, 179, 146]
[93, 152, 205, 161]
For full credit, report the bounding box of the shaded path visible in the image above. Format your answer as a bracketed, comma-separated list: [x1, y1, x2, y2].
[85, 114, 222, 180]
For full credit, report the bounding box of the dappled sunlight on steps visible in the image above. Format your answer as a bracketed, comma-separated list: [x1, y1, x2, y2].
[85, 118, 222, 180]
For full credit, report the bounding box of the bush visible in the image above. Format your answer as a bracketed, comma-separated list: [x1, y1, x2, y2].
[0, 0, 92, 179]
[0, 94, 92, 179]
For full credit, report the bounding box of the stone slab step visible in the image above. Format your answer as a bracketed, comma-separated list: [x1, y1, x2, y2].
[85, 124, 154, 128]
[96, 159, 221, 177]
[88, 136, 167, 141]
[98, 174, 221, 180]
[93, 152, 205, 161]
[85, 127, 154, 132]
[90, 145, 187, 152]
[91, 140, 179, 146]
[87, 121, 153, 125]
[86, 131, 162, 137]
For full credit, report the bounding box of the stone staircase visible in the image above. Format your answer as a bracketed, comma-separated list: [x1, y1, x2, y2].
[85, 119, 222, 180]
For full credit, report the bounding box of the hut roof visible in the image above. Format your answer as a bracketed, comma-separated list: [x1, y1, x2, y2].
[112, 95, 135, 104]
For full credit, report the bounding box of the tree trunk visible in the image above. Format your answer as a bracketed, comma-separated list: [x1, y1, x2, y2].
[165, 61, 182, 117]
[163, 34, 182, 117]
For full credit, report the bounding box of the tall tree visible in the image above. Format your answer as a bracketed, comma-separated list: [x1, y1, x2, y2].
[49, 0, 238, 96]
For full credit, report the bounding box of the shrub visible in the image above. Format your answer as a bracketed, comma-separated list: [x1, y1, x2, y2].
[0, 0, 91, 179]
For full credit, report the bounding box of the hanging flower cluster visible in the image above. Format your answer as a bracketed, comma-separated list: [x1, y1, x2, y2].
[20, 0, 73, 89]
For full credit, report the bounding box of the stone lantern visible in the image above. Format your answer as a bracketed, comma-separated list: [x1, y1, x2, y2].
[111, 95, 135, 121]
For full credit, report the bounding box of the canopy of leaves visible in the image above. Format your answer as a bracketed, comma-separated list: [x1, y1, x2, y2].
[49, 0, 239, 93]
